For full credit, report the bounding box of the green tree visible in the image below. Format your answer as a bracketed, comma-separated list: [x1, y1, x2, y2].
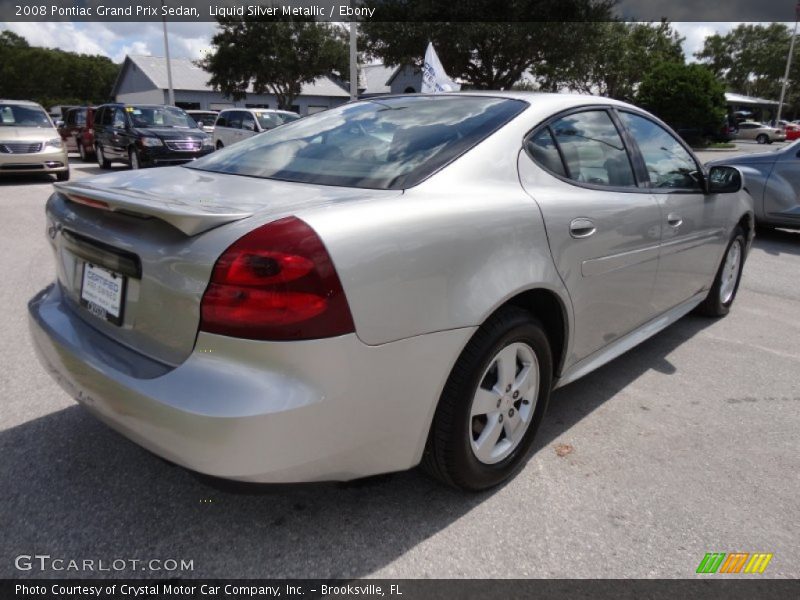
[0, 30, 118, 107]
[542, 20, 684, 101]
[636, 62, 726, 142]
[359, 0, 614, 90]
[695, 23, 795, 100]
[200, 19, 348, 110]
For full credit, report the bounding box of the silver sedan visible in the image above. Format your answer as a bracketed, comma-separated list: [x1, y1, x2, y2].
[707, 142, 800, 230]
[29, 93, 753, 490]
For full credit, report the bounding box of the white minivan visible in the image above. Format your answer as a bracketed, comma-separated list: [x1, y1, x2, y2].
[212, 108, 301, 148]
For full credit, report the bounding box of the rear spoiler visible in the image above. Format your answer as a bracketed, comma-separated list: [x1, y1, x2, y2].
[54, 181, 253, 236]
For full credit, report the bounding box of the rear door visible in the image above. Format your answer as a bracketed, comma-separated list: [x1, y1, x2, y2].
[518, 107, 663, 361]
[617, 111, 727, 312]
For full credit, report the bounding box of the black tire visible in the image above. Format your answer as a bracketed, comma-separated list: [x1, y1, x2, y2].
[216, 141, 224, 150]
[756, 134, 768, 144]
[695, 226, 746, 317]
[422, 306, 553, 491]
[55, 169, 70, 182]
[96, 145, 111, 169]
[129, 147, 141, 170]
[78, 141, 87, 162]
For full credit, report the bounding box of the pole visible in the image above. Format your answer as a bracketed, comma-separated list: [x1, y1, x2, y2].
[776, 17, 799, 123]
[349, 20, 358, 101]
[161, 0, 175, 106]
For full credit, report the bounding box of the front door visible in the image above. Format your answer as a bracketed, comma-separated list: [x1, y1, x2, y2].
[617, 111, 727, 312]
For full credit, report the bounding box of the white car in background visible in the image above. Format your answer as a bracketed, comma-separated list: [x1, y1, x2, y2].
[212, 108, 300, 149]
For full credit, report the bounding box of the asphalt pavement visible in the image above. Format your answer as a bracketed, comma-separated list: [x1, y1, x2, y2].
[1, 152, 798, 579]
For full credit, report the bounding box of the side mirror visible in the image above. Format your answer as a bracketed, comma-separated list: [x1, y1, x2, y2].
[196, 121, 204, 129]
[55, 120, 64, 128]
[707, 165, 743, 194]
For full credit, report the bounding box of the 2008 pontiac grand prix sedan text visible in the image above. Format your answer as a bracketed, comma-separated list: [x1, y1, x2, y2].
[28, 93, 753, 490]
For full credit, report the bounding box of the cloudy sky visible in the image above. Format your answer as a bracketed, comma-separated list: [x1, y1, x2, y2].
[0, 21, 791, 64]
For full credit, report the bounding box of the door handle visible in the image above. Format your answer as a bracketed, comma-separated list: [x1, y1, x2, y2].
[569, 218, 596, 239]
[667, 213, 683, 228]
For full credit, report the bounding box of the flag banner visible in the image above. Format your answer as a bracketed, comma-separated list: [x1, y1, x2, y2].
[421, 42, 461, 93]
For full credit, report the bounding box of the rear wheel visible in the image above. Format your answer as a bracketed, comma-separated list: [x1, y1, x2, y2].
[756, 134, 768, 144]
[96, 145, 111, 169]
[696, 226, 746, 317]
[422, 306, 552, 491]
[216, 141, 224, 150]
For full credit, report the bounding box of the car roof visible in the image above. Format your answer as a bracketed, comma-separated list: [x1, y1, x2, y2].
[0, 99, 46, 108]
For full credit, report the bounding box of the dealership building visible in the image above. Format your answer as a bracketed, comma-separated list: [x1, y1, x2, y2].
[111, 55, 352, 115]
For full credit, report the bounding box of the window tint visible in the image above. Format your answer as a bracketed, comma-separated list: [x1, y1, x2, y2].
[525, 128, 566, 177]
[112, 109, 126, 129]
[551, 110, 636, 187]
[228, 111, 243, 129]
[189, 96, 528, 190]
[242, 112, 256, 131]
[215, 113, 228, 128]
[620, 112, 701, 190]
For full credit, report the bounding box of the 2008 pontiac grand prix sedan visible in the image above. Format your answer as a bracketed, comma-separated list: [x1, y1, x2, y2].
[29, 93, 753, 490]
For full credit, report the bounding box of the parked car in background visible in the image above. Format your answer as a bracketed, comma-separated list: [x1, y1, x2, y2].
[735, 121, 786, 144]
[708, 140, 800, 230]
[212, 108, 300, 148]
[784, 122, 800, 141]
[30, 93, 753, 491]
[93, 103, 214, 169]
[58, 106, 96, 159]
[0, 99, 69, 181]
[186, 110, 218, 132]
[75, 106, 96, 162]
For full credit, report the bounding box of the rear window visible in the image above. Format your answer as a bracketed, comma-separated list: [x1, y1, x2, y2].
[0, 104, 51, 127]
[188, 96, 528, 190]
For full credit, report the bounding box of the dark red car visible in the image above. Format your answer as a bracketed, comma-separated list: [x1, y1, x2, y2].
[57, 106, 95, 161]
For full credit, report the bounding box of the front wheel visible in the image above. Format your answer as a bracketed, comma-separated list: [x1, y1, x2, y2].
[55, 169, 70, 182]
[422, 306, 553, 491]
[129, 147, 141, 170]
[216, 141, 224, 150]
[696, 226, 746, 317]
[96, 145, 111, 169]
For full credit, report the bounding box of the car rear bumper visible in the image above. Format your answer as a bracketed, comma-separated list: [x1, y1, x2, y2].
[28, 283, 472, 482]
[0, 147, 68, 173]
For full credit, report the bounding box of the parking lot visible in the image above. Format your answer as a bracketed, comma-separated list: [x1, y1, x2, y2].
[1, 150, 798, 579]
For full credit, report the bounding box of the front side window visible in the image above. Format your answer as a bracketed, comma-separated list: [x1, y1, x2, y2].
[112, 109, 127, 129]
[241, 113, 256, 132]
[550, 110, 636, 187]
[620, 112, 702, 190]
[188, 95, 528, 190]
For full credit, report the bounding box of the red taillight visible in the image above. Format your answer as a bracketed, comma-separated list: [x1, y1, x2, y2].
[199, 216, 355, 341]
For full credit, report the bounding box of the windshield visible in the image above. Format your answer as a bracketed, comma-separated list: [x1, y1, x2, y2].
[127, 106, 195, 129]
[188, 96, 527, 189]
[0, 104, 51, 128]
[255, 111, 301, 130]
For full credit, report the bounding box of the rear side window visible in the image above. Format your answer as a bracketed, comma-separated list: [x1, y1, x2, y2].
[619, 112, 702, 190]
[524, 128, 566, 177]
[550, 110, 636, 187]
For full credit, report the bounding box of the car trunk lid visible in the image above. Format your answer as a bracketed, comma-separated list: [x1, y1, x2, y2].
[47, 167, 400, 367]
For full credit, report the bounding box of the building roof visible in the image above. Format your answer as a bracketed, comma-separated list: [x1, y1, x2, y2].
[359, 63, 398, 95]
[725, 92, 780, 107]
[114, 55, 350, 99]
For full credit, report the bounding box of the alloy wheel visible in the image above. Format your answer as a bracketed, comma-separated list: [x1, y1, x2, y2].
[719, 238, 742, 304]
[469, 342, 539, 465]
